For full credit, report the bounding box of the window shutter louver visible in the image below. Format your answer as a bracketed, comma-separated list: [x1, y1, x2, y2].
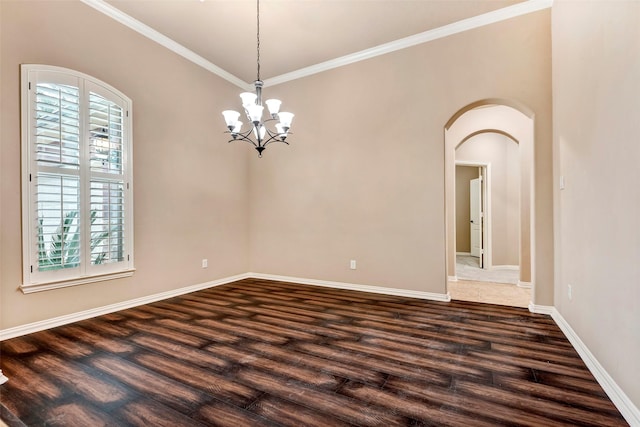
[89, 181, 125, 265]
[35, 83, 81, 169]
[89, 93, 124, 175]
[33, 82, 82, 274]
[35, 174, 81, 271]
[88, 92, 126, 268]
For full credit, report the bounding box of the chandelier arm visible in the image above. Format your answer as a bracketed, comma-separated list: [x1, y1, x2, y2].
[263, 129, 280, 141]
[265, 128, 284, 140]
[234, 129, 257, 141]
[262, 131, 289, 147]
[263, 139, 290, 147]
[228, 138, 257, 148]
[226, 131, 258, 147]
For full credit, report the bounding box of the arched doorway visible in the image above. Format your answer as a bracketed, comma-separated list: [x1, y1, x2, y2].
[445, 100, 534, 306]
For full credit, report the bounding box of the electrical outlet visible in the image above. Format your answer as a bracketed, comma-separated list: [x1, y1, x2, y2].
[202, 259, 208, 269]
[350, 260, 357, 270]
[567, 284, 572, 300]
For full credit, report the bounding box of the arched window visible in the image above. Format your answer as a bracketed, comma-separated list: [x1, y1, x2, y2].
[21, 65, 134, 293]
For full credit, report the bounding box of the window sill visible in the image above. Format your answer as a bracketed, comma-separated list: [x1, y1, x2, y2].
[20, 269, 136, 294]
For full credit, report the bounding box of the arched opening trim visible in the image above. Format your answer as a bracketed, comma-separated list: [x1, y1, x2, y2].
[445, 98, 535, 130]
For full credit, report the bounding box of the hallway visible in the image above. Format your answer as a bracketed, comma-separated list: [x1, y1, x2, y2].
[456, 254, 519, 284]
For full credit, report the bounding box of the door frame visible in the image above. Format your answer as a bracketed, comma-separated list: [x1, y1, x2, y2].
[444, 100, 536, 304]
[455, 160, 491, 271]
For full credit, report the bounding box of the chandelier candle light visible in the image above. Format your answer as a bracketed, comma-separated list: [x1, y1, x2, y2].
[222, 0, 294, 157]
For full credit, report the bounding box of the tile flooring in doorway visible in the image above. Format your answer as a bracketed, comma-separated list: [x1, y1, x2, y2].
[448, 280, 531, 308]
[456, 254, 519, 284]
[452, 255, 530, 308]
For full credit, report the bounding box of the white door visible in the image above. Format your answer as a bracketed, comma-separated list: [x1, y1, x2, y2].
[470, 177, 482, 263]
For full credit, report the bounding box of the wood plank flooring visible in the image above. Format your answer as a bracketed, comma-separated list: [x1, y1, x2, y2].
[0, 279, 627, 426]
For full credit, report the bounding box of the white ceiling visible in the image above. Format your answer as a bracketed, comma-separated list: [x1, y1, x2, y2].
[95, 0, 544, 87]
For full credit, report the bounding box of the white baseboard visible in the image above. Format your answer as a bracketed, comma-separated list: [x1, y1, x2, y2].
[551, 309, 640, 426]
[448, 275, 458, 282]
[517, 281, 532, 289]
[491, 264, 519, 271]
[455, 252, 471, 255]
[0, 272, 450, 342]
[528, 302, 554, 315]
[0, 273, 251, 341]
[528, 303, 639, 425]
[249, 272, 451, 302]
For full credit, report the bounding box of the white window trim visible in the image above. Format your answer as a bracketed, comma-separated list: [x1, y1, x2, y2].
[20, 64, 135, 293]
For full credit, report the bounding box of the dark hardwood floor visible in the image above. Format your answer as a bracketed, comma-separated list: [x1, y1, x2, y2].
[0, 279, 627, 426]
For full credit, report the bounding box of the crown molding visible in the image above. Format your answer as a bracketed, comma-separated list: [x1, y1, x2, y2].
[79, 0, 250, 90]
[263, 0, 553, 87]
[81, 0, 552, 89]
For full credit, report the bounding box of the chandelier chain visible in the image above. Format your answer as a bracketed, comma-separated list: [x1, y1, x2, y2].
[256, 0, 260, 81]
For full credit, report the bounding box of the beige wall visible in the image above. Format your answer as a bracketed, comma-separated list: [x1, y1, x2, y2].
[552, 0, 640, 408]
[249, 10, 553, 299]
[455, 166, 478, 253]
[0, 1, 250, 329]
[1, 5, 554, 327]
[456, 133, 520, 266]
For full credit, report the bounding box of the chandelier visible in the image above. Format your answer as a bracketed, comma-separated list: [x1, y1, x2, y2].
[222, 0, 294, 157]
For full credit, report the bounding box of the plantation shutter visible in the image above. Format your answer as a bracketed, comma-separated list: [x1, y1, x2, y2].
[32, 79, 82, 280]
[22, 65, 134, 291]
[87, 89, 127, 270]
